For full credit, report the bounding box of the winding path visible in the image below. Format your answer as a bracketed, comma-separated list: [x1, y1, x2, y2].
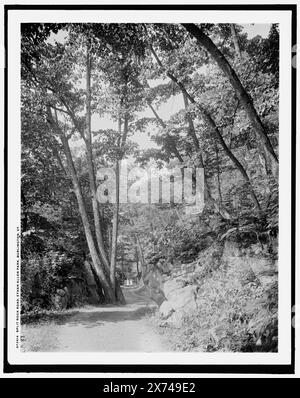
[21, 287, 168, 352]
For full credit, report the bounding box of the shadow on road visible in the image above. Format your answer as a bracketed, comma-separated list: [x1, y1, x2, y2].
[52, 305, 154, 328]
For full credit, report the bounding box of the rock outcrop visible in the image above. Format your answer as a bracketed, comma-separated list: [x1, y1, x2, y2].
[51, 261, 103, 310]
[52, 287, 70, 310]
[222, 240, 277, 288]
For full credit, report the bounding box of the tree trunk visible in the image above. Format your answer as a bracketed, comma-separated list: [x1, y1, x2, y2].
[47, 105, 118, 304]
[182, 23, 278, 169]
[182, 91, 200, 151]
[110, 160, 120, 294]
[200, 107, 261, 210]
[121, 247, 124, 274]
[215, 143, 223, 206]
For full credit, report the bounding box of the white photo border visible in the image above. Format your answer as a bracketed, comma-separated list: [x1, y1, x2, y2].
[4, 4, 296, 373]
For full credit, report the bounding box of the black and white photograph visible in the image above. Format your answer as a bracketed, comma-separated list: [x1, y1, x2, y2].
[3, 2, 297, 376]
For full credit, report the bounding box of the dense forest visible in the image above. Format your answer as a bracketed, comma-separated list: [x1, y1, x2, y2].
[21, 23, 279, 352]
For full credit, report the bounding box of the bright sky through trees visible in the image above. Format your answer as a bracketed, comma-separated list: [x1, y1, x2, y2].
[47, 24, 271, 151]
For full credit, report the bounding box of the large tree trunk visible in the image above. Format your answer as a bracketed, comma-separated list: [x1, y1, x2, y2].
[85, 41, 111, 271]
[182, 92, 230, 219]
[60, 132, 117, 303]
[182, 91, 200, 151]
[182, 24, 278, 170]
[199, 106, 261, 210]
[136, 234, 147, 278]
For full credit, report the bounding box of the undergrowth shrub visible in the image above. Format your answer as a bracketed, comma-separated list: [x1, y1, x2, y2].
[166, 264, 278, 352]
[21, 251, 78, 313]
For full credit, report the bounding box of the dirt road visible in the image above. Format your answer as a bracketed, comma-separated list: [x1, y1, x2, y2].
[21, 286, 168, 352]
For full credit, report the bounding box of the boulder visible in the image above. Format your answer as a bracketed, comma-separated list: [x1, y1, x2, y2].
[56, 288, 67, 297]
[87, 285, 101, 304]
[167, 285, 197, 312]
[221, 238, 279, 288]
[226, 254, 277, 287]
[159, 300, 174, 320]
[142, 265, 166, 305]
[67, 279, 84, 296]
[147, 286, 165, 306]
[194, 243, 223, 277]
[53, 287, 69, 310]
[181, 263, 195, 273]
